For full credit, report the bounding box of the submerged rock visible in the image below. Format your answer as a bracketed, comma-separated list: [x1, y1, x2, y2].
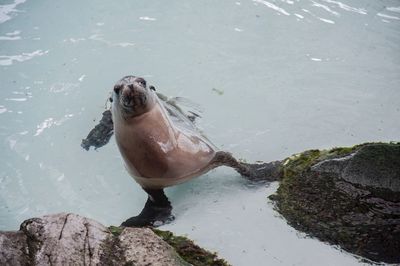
[0, 213, 229, 266]
[270, 143, 400, 263]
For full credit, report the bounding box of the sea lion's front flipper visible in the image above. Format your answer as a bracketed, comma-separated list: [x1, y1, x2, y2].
[121, 188, 174, 227]
[81, 109, 114, 151]
[168, 96, 204, 122]
[156, 92, 203, 123]
[212, 151, 281, 182]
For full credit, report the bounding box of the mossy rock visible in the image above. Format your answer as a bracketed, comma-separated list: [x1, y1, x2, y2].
[270, 142, 400, 264]
[109, 225, 124, 236]
[107, 226, 229, 266]
[153, 229, 230, 266]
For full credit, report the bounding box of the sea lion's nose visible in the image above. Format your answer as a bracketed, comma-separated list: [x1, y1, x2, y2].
[128, 84, 135, 92]
[126, 83, 145, 94]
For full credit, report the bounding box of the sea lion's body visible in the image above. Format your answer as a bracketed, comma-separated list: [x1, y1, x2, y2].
[106, 75, 271, 227]
[112, 91, 216, 189]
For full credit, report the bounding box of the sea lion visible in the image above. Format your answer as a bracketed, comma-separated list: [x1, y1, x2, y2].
[109, 75, 279, 227]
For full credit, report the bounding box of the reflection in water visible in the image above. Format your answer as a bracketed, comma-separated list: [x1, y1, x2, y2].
[321, 0, 367, 15]
[311, 1, 340, 16]
[253, 0, 369, 22]
[253, 0, 291, 16]
[302, 8, 335, 24]
[0, 0, 399, 265]
[377, 12, 400, 21]
[139, 16, 157, 21]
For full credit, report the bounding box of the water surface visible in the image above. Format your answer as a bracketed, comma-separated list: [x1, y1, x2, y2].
[1, 0, 399, 265]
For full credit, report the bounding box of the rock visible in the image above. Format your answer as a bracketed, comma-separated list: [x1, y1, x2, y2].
[153, 229, 229, 266]
[0, 231, 29, 265]
[0, 213, 229, 266]
[312, 143, 400, 191]
[20, 213, 108, 265]
[269, 142, 400, 263]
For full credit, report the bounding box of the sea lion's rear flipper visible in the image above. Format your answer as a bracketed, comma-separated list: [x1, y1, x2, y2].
[81, 109, 114, 151]
[121, 188, 174, 227]
[212, 151, 281, 182]
[238, 161, 282, 182]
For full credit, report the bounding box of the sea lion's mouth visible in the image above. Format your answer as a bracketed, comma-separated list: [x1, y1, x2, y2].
[121, 94, 147, 110]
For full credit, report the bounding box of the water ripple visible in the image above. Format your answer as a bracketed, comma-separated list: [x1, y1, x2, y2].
[0, 35, 20, 41]
[387, 6, 400, 13]
[253, 0, 290, 16]
[320, 0, 367, 15]
[0, 105, 7, 114]
[49, 82, 78, 94]
[0, 50, 49, 66]
[377, 13, 400, 21]
[88, 33, 134, 47]
[311, 1, 340, 17]
[34, 114, 74, 136]
[5, 97, 27, 102]
[139, 16, 157, 21]
[302, 8, 335, 24]
[0, 31, 21, 41]
[0, 0, 26, 24]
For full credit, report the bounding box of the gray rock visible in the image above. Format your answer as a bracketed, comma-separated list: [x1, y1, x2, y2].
[270, 142, 400, 263]
[118, 228, 187, 266]
[312, 143, 400, 192]
[0, 231, 29, 266]
[20, 213, 108, 265]
[0, 213, 191, 266]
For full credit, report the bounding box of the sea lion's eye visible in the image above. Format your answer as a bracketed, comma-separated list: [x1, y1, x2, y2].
[136, 78, 146, 87]
[150, 86, 156, 91]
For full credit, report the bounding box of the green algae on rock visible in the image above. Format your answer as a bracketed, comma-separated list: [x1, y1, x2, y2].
[269, 143, 400, 264]
[153, 229, 230, 266]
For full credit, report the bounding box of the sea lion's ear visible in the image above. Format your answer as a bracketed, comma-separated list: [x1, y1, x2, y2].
[150, 85, 156, 91]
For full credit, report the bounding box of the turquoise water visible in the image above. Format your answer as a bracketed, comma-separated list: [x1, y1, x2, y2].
[1, 0, 399, 265]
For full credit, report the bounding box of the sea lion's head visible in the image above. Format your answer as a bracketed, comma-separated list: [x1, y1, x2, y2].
[112, 76, 156, 118]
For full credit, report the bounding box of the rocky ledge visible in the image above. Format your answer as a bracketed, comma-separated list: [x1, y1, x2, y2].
[269, 142, 400, 263]
[0, 213, 228, 266]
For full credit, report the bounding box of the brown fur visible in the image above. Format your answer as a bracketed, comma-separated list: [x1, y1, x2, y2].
[112, 77, 216, 189]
